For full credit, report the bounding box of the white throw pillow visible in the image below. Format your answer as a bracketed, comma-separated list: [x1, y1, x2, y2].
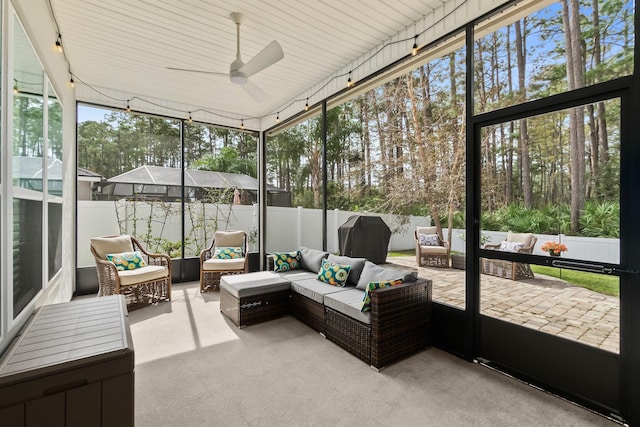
[419, 233, 440, 246]
[499, 240, 525, 252]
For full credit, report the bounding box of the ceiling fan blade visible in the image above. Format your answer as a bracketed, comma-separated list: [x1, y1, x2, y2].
[166, 67, 228, 77]
[242, 80, 268, 103]
[239, 40, 284, 78]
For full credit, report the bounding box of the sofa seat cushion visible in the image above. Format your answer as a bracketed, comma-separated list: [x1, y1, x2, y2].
[324, 289, 370, 325]
[118, 265, 169, 286]
[220, 271, 290, 298]
[203, 258, 246, 271]
[289, 278, 349, 304]
[356, 261, 417, 290]
[326, 254, 366, 286]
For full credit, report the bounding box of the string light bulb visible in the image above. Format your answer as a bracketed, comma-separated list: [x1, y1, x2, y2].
[13, 79, 18, 94]
[412, 36, 418, 56]
[188, 112, 193, 123]
[276, 112, 280, 123]
[346, 71, 354, 88]
[68, 76, 75, 88]
[126, 101, 131, 112]
[240, 119, 245, 130]
[305, 98, 309, 111]
[55, 34, 63, 53]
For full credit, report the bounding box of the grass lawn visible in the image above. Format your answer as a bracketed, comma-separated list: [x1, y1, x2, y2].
[530, 265, 619, 297]
[387, 250, 619, 297]
[387, 249, 415, 257]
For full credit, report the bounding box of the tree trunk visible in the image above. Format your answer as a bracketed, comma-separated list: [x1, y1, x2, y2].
[515, 19, 533, 208]
[563, 0, 587, 233]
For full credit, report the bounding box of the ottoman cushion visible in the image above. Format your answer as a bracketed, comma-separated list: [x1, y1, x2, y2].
[220, 271, 290, 298]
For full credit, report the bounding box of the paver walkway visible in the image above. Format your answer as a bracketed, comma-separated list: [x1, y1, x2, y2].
[387, 256, 619, 353]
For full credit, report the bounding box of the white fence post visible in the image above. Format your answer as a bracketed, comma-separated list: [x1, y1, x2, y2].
[297, 206, 303, 249]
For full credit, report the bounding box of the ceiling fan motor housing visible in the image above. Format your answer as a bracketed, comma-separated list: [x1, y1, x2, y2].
[230, 56, 247, 85]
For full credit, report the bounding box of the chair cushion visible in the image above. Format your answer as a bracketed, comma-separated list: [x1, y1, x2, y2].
[416, 226, 437, 237]
[289, 278, 349, 304]
[107, 251, 147, 271]
[326, 254, 366, 286]
[356, 261, 416, 290]
[419, 245, 449, 254]
[300, 246, 329, 272]
[506, 232, 534, 247]
[273, 250, 301, 272]
[203, 258, 246, 271]
[118, 265, 168, 286]
[317, 260, 351, 287]
[91, 235, 134, 260]
[215, 230, 245, 247]
[324, 289, 371, 325]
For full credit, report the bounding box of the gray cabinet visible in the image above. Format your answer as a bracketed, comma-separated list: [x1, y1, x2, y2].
[0, 295, 134, 427]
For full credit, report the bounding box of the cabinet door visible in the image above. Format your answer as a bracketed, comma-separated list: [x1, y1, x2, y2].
[67, 382, 101, 427]
[26, 393, 64, 427]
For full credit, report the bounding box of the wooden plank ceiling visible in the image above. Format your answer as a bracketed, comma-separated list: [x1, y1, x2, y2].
[50, 0, 450, 122]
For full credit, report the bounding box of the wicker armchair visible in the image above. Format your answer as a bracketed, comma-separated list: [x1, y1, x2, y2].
[415, 226, 450, 268]
[482, 232, 537, 280]
[90, 235, 172, 309]
[199, 230, 249, 292]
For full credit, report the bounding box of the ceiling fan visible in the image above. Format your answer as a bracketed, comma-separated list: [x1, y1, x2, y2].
[167, 12, 284, 103]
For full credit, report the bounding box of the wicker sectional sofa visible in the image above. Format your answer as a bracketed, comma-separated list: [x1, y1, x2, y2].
[272, 247, 432, 370]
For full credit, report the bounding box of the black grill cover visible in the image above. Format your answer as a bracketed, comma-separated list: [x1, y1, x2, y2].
[338, 215, 391, 264]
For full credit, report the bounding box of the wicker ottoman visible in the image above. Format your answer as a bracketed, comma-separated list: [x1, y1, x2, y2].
[220, 271, 291, 328]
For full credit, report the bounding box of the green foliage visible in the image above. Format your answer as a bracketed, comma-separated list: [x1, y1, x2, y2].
[192, 147, 257, 177]
[479, 201, 618, 237]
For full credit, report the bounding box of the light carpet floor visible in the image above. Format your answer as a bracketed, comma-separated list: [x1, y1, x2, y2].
[129, 281, 617, 426]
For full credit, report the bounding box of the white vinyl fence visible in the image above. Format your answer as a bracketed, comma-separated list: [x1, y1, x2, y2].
[78, 201, 620, 266]
[78, 201, 431, 267]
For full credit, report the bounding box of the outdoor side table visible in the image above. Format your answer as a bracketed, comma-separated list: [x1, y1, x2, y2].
[220, 271, 291, 328]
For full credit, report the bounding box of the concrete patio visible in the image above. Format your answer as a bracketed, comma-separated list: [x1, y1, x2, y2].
[388, 256, 620, 354]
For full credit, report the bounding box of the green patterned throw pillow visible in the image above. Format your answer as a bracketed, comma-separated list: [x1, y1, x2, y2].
[273, 251, 301, 272]
[213, 246, 243, 259]
[360, 278, 404, 312]
[107, 251, 147, 271]
[317, 260, 352, 287]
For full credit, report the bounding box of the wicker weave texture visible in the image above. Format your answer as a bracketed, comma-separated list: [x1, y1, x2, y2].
[220, 287, 290, 328]
[481, 258, 534, 280]
[371, 279, 432, 369]
[291, 293, 325, 332]
[324, 278, 432, 369]
[325, 308, 372, 363]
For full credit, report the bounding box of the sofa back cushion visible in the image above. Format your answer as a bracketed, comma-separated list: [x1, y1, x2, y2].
[326, 254, 366, 286]
[300, 246, 329, 272]
[356, 260, 417, 290]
